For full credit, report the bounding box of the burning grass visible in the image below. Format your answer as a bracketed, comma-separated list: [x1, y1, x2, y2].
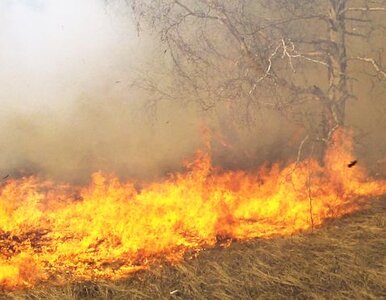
[0, 129, 385, 297]
[1, 197, 385, 299]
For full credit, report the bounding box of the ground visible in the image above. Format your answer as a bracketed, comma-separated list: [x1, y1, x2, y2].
[2, 197, 385, 300]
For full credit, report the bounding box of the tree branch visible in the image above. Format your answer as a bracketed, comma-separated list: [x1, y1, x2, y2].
[351, 57, 386, 79]
[345, 7, 386, 12]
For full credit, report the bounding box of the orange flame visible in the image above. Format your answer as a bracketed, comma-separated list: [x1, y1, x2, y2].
[0, 129, 385, 288]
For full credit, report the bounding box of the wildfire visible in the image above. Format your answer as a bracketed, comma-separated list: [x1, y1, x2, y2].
[0, 130, 385, 289]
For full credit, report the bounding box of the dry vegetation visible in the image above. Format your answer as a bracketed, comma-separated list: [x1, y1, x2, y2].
[2, 197, 385, 300]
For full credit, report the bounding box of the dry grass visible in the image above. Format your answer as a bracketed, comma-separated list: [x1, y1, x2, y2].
[2, 197, 385, 300]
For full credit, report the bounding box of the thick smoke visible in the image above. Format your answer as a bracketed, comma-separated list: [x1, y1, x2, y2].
[0, 1, 384, 183]
[0, 0, 202, 182]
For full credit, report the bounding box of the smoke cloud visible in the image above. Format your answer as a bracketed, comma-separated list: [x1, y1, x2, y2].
[0, 0, 201, 182]
[0, 1, 384, 183]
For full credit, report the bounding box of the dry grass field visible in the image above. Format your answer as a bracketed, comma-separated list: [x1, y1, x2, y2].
[2, 197, 385, 300]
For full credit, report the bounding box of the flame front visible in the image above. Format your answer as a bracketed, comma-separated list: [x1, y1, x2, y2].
[0, 130, 385, 288]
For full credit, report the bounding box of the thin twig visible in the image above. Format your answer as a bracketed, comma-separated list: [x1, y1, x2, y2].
[307, 143, 316, 232]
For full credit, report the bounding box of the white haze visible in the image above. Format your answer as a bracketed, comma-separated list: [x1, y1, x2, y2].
[0, 1, 382, 183]
[0, 0, 202, 182]
[0, 0, 134, 113]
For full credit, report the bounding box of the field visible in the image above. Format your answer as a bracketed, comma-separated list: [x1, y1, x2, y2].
[2, 197, 384, 300]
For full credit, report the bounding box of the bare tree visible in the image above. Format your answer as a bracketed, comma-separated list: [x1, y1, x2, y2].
[125, 0, 386, 161]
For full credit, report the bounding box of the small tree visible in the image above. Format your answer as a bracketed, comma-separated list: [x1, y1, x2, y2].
[127, 0, 386, 161]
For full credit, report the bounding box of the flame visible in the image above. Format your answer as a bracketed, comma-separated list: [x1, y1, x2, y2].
[0, 129, 385, 288]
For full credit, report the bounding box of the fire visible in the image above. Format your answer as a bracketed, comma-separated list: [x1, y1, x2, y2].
[0, 129, 385, 288]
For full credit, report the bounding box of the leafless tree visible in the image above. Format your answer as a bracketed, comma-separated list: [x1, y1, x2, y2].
[124, 0, 386, 161]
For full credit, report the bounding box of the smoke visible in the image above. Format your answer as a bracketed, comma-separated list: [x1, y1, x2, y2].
[0, 1, 384, 183]
[0, 0, 204, 182]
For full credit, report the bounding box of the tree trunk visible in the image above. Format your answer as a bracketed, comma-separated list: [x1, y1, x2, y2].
[315, 1, 349, 164]
[328, 0, 349, 127]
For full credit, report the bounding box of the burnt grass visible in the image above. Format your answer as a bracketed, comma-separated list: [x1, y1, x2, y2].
[2, 197, 385, 300]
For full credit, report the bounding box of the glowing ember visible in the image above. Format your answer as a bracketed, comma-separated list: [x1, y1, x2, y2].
[0, 129, 385, 288]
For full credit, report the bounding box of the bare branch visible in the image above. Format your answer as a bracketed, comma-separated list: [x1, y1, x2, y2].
[297, 135, 309, 163]
[345, 7, 386, 12]
[351, 57, 386, 79]
[174, 0, 220, 21]
[249, 43, 281, 94]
